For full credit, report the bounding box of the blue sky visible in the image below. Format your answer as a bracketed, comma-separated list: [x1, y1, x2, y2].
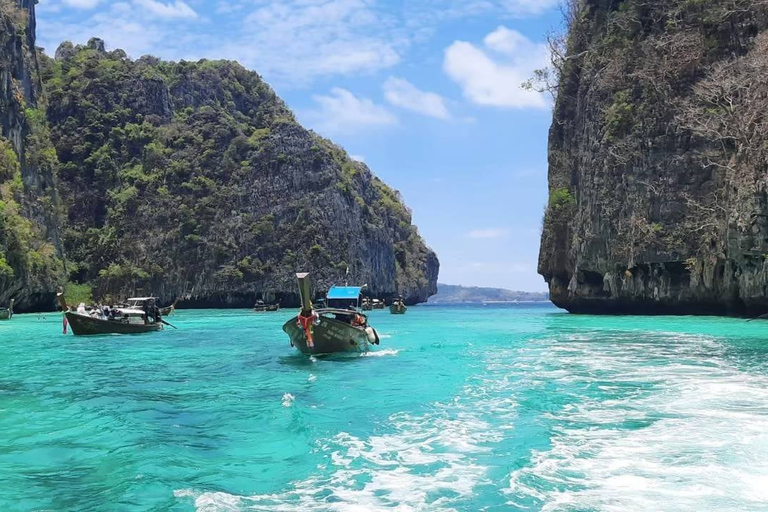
[36, 0, 564, 292]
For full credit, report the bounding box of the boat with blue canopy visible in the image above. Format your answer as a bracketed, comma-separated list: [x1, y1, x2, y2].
[282, 273, 380, 355]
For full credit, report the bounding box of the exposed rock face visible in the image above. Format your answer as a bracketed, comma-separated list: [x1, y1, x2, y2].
[539, 0, 768, 316]
[0, 0, 64, 311]
[40, 43, 438, 308]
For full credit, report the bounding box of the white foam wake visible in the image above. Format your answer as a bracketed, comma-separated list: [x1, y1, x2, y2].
[360, 348, 400, 358]
[281, 393, 295, 408]
[176, 351, 519, 511]
[506, 332, 768, 512]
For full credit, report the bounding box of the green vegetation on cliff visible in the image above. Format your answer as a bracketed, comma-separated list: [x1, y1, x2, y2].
[38, 38, 437, 306]
[0, 1, 438, 310]
[0, 0, 64, 309]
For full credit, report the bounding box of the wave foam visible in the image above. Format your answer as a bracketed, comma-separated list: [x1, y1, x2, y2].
[176, 354, 519, 511]
[361, 349, 400, 358]
[506, 332, 768, 511]
[281, 393, 295, 408]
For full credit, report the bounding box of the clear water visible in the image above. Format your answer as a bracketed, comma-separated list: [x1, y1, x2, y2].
[2, 304, 768, 511]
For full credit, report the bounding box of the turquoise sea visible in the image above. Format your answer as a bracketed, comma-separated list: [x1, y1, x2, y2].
[2, 304, 768, 511]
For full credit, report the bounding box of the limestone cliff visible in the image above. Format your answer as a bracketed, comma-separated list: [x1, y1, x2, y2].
[0, 0, 64, 311]
[40, 41, 438, 307]
[539, 0, 768, 315]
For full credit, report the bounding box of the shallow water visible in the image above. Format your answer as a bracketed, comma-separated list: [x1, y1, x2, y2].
[2, 304, 768, 511]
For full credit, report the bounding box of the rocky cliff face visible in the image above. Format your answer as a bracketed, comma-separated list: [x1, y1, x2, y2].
[0, 0, 64, 311]
[539, 0, 768, 315]
[39, 41, 438, 307]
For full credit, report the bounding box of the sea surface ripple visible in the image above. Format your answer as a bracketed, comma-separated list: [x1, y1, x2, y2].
[2, 304, 768, 511]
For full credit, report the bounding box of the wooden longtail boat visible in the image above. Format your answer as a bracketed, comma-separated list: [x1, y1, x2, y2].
[0, 299, 14, 321]
[372, 299, 385, 310]
[159, 297, 180, 317]
[390, 297, 407, 315]
[59, 294, 164, 336]
[253, 300, 280, 312]
[361, 298, 373, 311]
[126, 297, 177, 317]
[282, 273, 380, 355]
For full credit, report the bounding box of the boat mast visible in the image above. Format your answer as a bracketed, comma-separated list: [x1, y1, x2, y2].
[296, 273, 313, 314]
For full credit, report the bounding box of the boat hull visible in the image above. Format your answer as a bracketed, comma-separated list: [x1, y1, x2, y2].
[65, 312, 162, 336]
[254, 305, 280, 312]
[0, 310, 10, 321]
[390, 305, 407, 314]
[159, 306, 175, 316]
[282, 315, 372, 355]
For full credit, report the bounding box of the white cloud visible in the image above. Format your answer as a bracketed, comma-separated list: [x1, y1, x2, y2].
[62, 0, 100, 9]
[405, 0, 559, 32]
[215, 1, 245, 15]
[383, 77, 450, 120]
[306, 88, 397, 135]
[484, 25, 532, 54]
[133, 0, 197, 19]
[38, 7, 167, 58]
[38, 1, 558, 87]
[37, 0, 204, 59]
[208, 0, 402, 85]
[468, 228, 510, 239]
[444, 26, 548, 109]
[494, 0, 560, 16]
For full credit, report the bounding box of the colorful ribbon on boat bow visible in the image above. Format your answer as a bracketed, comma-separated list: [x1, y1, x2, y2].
[297, 311, 317, 348]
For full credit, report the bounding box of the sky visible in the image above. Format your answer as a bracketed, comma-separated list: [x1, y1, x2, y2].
[36, 0, 565, 292]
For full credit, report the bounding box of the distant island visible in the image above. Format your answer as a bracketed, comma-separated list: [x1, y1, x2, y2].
[428, 284, 549, 304]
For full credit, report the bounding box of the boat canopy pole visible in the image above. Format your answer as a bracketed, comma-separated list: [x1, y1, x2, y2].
[296, 273, 313, 314]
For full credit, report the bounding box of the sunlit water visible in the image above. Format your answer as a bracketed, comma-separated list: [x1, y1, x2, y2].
[2, 304, 768, 511]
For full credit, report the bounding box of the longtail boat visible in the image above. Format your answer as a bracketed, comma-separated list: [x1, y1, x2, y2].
[390, 297, 407, 315]
[0, 299, 14, 321]
[159, 297, 180, 317]
[361, 298, 373, 311]
[253, 300, 280, 312]
[125, 297, 179, 316]
[282, 273, 380, 355]
[59, 294, 164, 336]
[372, 299, 385, 310]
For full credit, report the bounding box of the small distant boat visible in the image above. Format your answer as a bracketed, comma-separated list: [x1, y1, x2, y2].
[282, 273, 380, 355]
[361, 298, 373, 311]
[372, 299, 385, 310]
[0, 299, 14, 321]
[59, 294, 165, 336]
[254, 300, 280, 312]
[390, 297, 407, 315]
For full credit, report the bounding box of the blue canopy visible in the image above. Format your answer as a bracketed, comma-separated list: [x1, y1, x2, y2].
[327, 286, 363, 300]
